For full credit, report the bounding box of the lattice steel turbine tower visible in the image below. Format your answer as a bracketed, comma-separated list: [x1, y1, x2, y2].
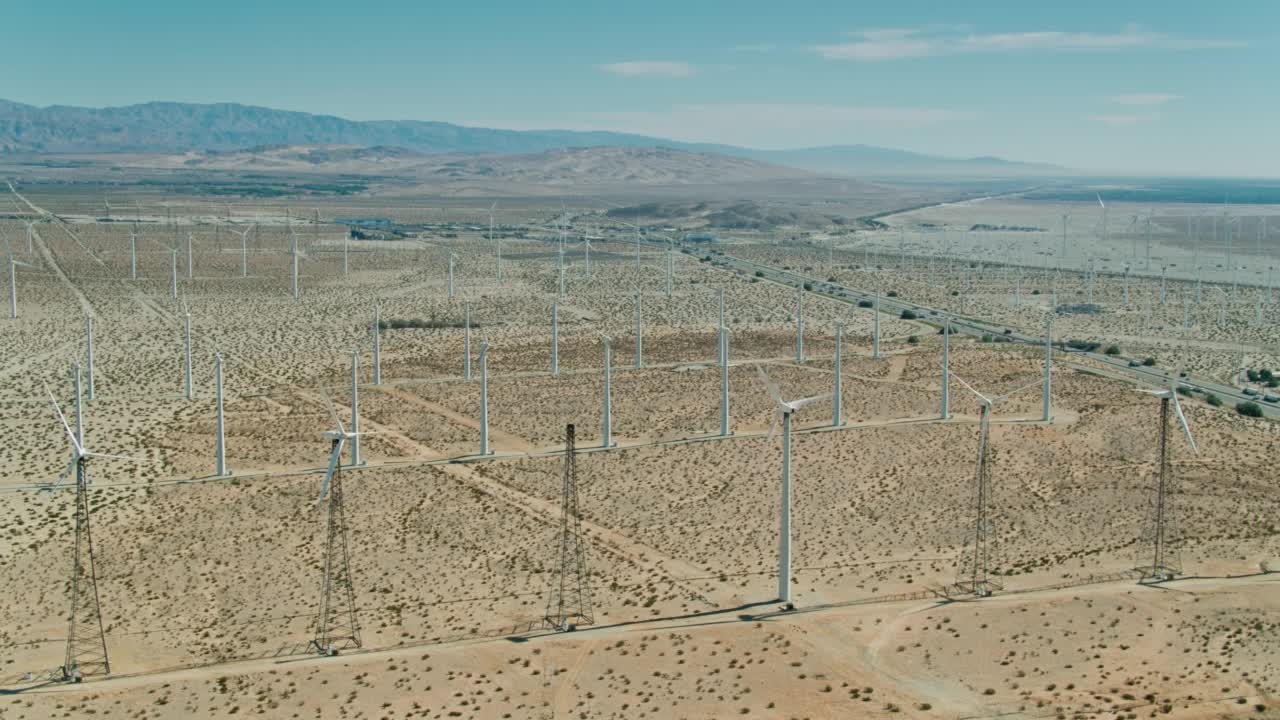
[309, 398, 364, 655]
[544, 424, 594, 631]
[1134, 381, 1198, 583]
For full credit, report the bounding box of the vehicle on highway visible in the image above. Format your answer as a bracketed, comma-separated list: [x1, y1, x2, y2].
[1244, 388, 1259, 396]
[1128, 360, 1141, 367]
[1265, 394, 1279, 404]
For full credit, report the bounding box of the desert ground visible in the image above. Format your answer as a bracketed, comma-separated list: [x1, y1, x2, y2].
[1, 186, 1278, 719]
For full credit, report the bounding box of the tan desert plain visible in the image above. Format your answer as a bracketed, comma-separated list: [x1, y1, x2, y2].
[1, 173, 1279, 720]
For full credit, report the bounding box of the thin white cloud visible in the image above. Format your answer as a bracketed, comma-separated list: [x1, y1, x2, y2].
[1088, 113, 1151, 127]
[815, 26, 1242, 61]
[1109, 93, 1181, 106]
[729, 43, 777, 53]
[599, 61, 695, 77]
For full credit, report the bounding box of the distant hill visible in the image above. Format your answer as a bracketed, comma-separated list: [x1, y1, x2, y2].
[0, 98, 1064, 178]
[131, 144, 818, 187]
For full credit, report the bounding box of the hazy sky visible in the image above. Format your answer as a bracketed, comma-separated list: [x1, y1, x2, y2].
[4, 0, 1277, 175]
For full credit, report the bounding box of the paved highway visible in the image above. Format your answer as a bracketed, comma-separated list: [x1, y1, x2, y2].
[658, 238, 1278, 418]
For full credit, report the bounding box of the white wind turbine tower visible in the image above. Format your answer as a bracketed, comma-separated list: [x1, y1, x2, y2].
[634, 290, 643, 369]
[25, 220, 35, 253]
[490, 202, 502, 284]
[794, 285, 805, 363]
[231, 224, 254, 278]
[214, 353, 227, 477]
[348, 349, 364, 466]
[940, 317, 951, 419]
[84, 315, 96, 401]
[7, 248, 34, 319]
[599, 333, 614, 448]
[448, 252, 457, 298]
[186, 232, 195, 279]
[372, 304, 382, 385]
[718, 321, 731, 437]
[182, 300, 193, 400]
[550, 301, 560, 376]
[832, 321, 844, 427]
[289, 228, 306, 301]
[664, 241, 673, 298]
[129, 226, 138, 280]
[757, 365, 830, 609]
[1134, 376, 1198, 583]
[464, 302, 473, 380]
[478, 341, 492, 456]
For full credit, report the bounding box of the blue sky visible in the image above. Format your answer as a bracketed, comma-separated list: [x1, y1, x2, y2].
[3, 0, 1277, 175]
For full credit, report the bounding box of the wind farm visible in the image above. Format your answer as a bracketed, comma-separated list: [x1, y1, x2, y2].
[1, 173, 1278, 719]
[4, 0, 1280, 705]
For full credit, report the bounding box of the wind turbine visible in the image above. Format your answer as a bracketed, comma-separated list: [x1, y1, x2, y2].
[230, 224, 254, 278]
[757, 365, 829, 609]
[1134, 377, 1198, 583]
[44, 371, 138, 680]
[7, 250, 34, 319]
[309, 395, 366, 656]
[289, 228, 306, 301]
[947, 373, 1042, 597]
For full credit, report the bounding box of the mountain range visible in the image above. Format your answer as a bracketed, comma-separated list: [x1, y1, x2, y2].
[0, 99, 1064, 178]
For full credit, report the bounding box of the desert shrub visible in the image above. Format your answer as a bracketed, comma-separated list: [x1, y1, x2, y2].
[907, 335, 919, 344]
[1237, 402, 1264, 418]
[1142, 357, 1156, 366]
[900, 309, 917, 320]
[1205, 393, 1223, 407]
[857, 299, 873, 308]
[887, 290, 898, 297]
[754, 270, 764, 277]
[1056, 303, 1103, 315]
[379, 317, 471, 331]
[1104, 345, 1121, 356]
[1065, 340, 1101, 352]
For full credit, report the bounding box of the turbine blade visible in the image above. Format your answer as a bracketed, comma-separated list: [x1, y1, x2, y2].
[44, 383, 83, 457]
[83, 451, 140, 463]
[1170, 393, 1198, 454]
[788, 393, 833, 410]
[318, 437, 345, 505]
[755, 364, 783, 406]
[990, 379, 1046, 404]
[949, 373, 989, 404]
[765, 411, 780, 445]
[324, 393, 345, 435]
